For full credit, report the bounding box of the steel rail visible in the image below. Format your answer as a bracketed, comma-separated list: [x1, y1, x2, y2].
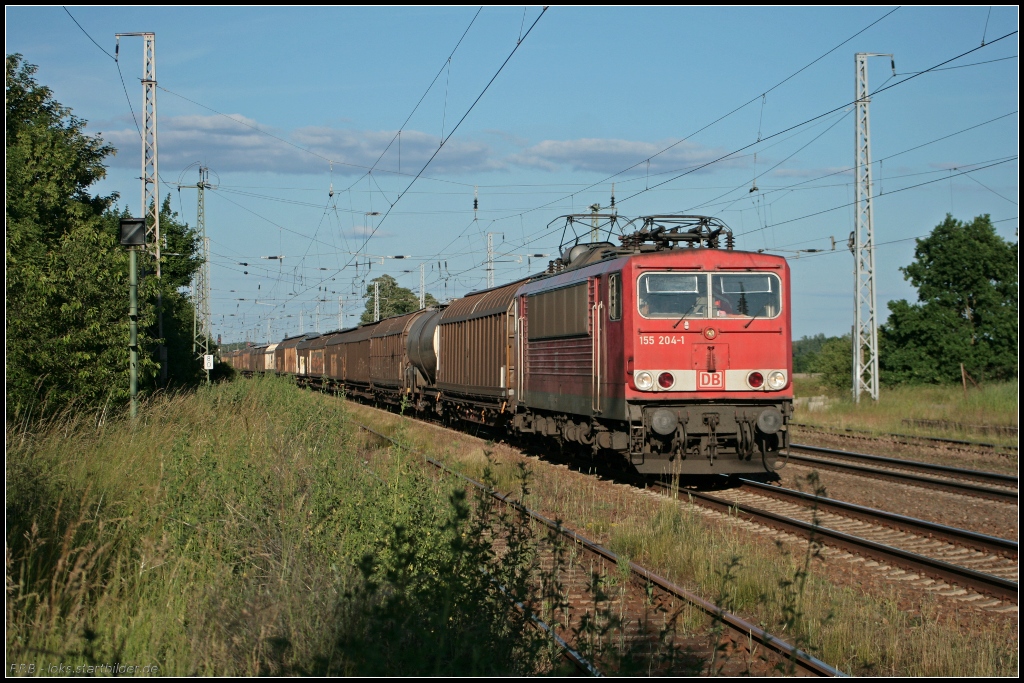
[661, 484, 1018, 604]
[786, 447, 1017, 502]
[790, 443, 1018, 484]
[356, 422, 846, 677]
[734, 477, 1018, 558]
[496, 580, 603, 677]
[792, 422, 1018, 451]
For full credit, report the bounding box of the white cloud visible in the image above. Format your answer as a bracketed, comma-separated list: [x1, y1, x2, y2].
[507, 137, 744, 175]
[100, 114, 747, 179]
[101, 114, 504, 176]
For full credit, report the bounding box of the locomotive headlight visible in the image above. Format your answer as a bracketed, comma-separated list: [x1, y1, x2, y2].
[757, 407, 784, 434]
[635, 371, 654, 391]
[767, 370, 787, 390]
[651, 409, 678, 435]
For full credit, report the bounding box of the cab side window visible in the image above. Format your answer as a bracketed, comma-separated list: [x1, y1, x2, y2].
[608, 273, 622, 320]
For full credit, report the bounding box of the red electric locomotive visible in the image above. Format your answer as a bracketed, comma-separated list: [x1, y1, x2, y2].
[512, 215, 792, 475]
[223, 215, 792, 477]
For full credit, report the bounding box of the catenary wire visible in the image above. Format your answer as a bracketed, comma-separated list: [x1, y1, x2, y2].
[61, 6, 142, 138]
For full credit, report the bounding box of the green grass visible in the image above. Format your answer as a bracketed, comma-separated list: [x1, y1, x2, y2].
[5, 377, 558, 676]
[14, 378, 1012, 676]
[348, 402, 1019, 677]
[792, 377, 1018, 446]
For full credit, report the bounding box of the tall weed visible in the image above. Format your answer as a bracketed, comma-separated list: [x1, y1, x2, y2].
[5, 377, 557, 675]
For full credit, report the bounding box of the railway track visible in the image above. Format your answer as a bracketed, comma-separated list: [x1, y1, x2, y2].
[653, 478, 1017, 609]
[356, 421, 846, 677]
[792, 422, 1018, 453]
[786, 443, 1019, 502]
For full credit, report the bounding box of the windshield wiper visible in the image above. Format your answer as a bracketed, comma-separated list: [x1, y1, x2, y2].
[672, 302, 701, 329]
[743, 307, 764, 329]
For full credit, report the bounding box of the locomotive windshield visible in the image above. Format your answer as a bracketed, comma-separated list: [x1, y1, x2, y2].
[637, 272, 781, 319]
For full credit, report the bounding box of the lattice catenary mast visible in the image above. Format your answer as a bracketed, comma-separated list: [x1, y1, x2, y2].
[192, 166, 213, 382]
[117, 32, 166, 380]
[852, 52, 893, 403]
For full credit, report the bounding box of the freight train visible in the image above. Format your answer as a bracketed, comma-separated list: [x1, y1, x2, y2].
[224, 216, 792, 476]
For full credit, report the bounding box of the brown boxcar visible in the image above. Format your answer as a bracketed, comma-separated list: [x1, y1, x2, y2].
[340, 324, 377, 386]
[324, 327, 358, 382]
[295, 335, 321, 376]
[236, 347, 251, 372]
[249, 345, 268, 372]
[307, 333, 331, 377]
[232, 348, 245, 372]
[436, 280, 525, 402]
[371, 311, 428, 390]
[275, 335, 305, 374]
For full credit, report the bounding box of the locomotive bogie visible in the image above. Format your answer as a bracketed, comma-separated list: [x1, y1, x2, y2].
[628, 400, 790, 475]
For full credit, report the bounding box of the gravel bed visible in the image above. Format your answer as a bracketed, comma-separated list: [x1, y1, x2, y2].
[777, 462, 1018, 540]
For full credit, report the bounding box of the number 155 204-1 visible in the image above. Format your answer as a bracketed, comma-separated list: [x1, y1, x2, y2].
[638, 335, 685, 346]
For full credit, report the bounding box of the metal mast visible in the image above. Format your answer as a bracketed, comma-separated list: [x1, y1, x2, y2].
[852, 52, 891, 403]
[192, 167, 213, 382]
[142, 33, 160, 273]
[419, 263, 425, 309]
[374, 281, 380, 321]
[117, 32, 164, 379]
[486, 233, 494, 288]
[485, 232, 502, 288]
[589, 203, 601, 242]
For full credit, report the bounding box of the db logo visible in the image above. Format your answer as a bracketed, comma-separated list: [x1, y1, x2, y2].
[698, 372, 723, 389]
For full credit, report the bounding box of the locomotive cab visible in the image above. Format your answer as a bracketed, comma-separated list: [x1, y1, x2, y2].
[620, 218, 793, 475]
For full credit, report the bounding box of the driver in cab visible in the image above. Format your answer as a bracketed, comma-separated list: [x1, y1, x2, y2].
[712, 279, 737, 317]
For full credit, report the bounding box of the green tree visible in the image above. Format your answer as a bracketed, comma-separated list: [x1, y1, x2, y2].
[792, 333, 829, 374]
[6, 55, 158, 418]
[359, 274, 439, 324]
[5, 54, 203, 419]
[880, 214, 1017, 384]
[151, 195, 207, 388]
[814, 335, 852, 392]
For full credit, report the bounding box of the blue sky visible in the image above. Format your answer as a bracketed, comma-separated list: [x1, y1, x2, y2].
[7, 6, 1019, 342]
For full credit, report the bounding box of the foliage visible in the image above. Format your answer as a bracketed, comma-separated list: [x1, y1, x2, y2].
[359, 274, 438, 324]
[349, 400, 1019, 676]
[880, 214, 1017, 385]
[6, 54, 153, 419]
[5, 377, 559, 675]
[791, 380, 1018, 451]
[6, 54, 205, 420]
[152, 196, 208, 388]
[792, 334, 830, 374]
[812, 335, 852, 393]
[337, 450, 550, 675]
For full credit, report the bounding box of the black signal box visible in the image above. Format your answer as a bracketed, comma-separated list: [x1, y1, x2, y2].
[120, 218, 147, 247]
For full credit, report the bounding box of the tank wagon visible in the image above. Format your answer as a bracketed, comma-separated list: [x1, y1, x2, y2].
[225, 216, 792, 476]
